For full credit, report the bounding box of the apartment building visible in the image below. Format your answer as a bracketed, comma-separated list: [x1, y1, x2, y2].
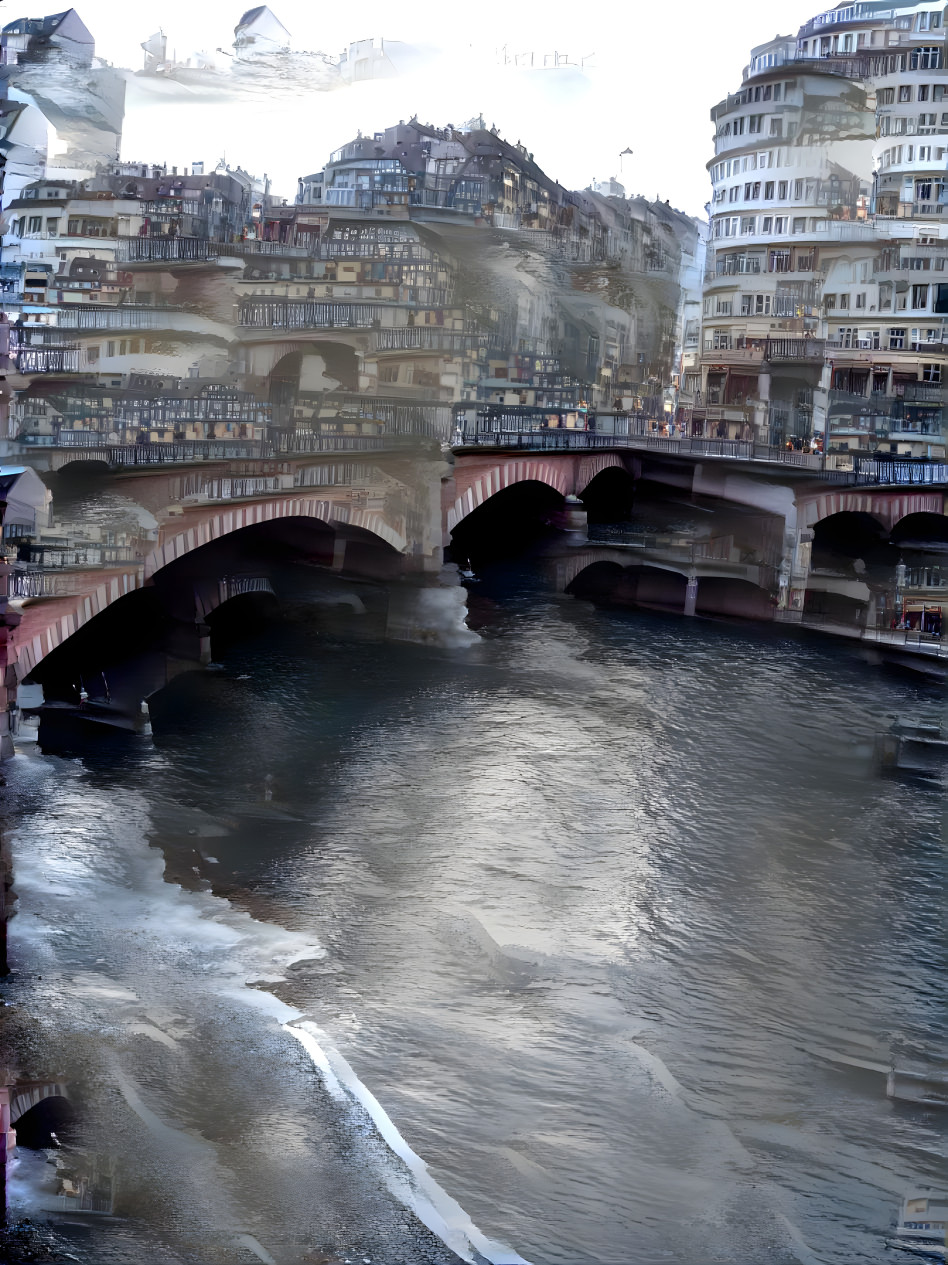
[699, 2, 948, 457]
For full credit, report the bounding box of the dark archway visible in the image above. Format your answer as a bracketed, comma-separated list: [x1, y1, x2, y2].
[450, 480, 566, 564]
[812, 511, 894, 574]
[566, 560, 625, 600]
[579, 467, 635, 524]
[695, 577, 774, 621]
[13, 1096, 76, 1148]
[568, 562, 686, 612]
[890, 512, 948, 548]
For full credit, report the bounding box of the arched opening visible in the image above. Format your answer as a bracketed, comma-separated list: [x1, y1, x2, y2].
[22, 514, 403, 741]
[204, 587, 281, 650]
[695, 577, 774, 621]
[812, 511, 893, 575]
[579, 467, 635, 524]
[568, 562, 686, 612]
[25, 585, 168, 709]
[50, 459, 111, 481]
[565, 560, 625, 601]
[268, 345, 359, 428]
[890, 512, 948, 548]
[450, 480, 565, 565]
[13, 1096, 76, 1149]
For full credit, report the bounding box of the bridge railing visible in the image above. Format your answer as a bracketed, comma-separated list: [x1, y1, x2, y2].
[850, 458, 948, 485]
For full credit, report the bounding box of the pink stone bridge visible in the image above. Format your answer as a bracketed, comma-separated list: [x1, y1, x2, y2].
[1, 439, 946, 755]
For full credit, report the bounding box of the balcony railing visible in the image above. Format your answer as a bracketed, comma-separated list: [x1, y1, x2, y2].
[14, 346, 81, 373]
[115, 236, 217, 263]
[239, 299, 389, 329]
[229, 239, 319, 258]
[764, 337, 826, 360]
[372, 327, 506, 355]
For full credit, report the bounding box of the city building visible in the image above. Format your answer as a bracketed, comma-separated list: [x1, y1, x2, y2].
[698, 1, 948, 459]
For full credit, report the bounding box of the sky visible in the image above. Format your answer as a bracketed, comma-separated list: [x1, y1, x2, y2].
[71, 0, 826, 217]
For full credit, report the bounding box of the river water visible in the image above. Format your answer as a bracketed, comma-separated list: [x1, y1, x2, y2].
[3, 566, 946, 1265]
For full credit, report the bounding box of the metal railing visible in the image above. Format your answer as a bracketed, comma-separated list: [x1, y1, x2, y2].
[115, 236, 217, 263]
[14, 346, 81, 373]
[850, 457, 948, 485]
[279, 434, 392, 453]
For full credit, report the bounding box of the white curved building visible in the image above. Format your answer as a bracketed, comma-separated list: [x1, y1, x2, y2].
[699, 2, 948, 458]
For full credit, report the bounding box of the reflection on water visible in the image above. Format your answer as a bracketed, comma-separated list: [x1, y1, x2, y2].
[3, 567, 946, 1265]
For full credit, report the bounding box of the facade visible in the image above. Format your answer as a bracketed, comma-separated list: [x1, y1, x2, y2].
[698, 2, 948, 459]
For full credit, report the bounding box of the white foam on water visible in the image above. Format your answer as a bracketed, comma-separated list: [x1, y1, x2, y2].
[8, 750, 528, 1265]
[286, 1020, 532, 1265]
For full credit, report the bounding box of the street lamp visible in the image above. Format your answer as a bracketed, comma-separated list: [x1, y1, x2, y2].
[895, 557, 907, 627]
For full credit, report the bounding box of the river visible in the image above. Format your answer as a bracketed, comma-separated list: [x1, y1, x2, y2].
[2, 565, 945, 1265]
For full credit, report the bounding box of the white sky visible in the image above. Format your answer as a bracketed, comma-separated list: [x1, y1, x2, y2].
[74, 0, 825, 216]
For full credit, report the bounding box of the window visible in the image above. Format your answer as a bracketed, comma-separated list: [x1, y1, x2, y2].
[918, 113, 937, 132]
[748, 114, 763, 133]
[836, 327, 859, 348]
[764, 181, 775, 199]
[770, 118, 783, 136]
[794, 180, 803, 199]
[715, 299, 732, 315]
[912, 283, 929, 307]
[729, 186, 740, 202]
[741, 216, 756, 234]
[935, 85, 947, 101]
[916, 179, 933, 200]
[838, 294, 850, 310]
[888, 327, 906, 349]
[106, 340, 116, 357]
[773, 216, 788, 233]
[796, 251, 814, 271]
[761, 216, 773, 232]
[778, 181, 788, 199]
[911, 47, 941, 70]
[741, 294, 753, 315]
[769, 248, 791, 272]
[918, 85, 930, 101]
[918, 145, 932, 160]
[899, 84, 913, 102]
[46, 218, 58, 235]
[86, 346, 100, 364]
[711, 330, 732, 349]
[879, 88, 895, 105]
[27, 216, 41, 233]
[855, 292, 866, 308]
[923, 362, 942, 382]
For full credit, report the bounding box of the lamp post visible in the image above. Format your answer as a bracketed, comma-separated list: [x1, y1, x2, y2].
[895, 558, 907, 627]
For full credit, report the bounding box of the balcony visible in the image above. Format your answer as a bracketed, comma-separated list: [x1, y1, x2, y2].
[115, 236, 218, 264]
[14, 346, 81, 373]
[764, 337, 826, 362]
[229, 239, 319, 258]
[238, 299, 391, 330]
[372, 327, 505, 355]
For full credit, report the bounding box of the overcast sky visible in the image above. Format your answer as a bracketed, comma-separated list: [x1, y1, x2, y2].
[74, 0, 824, 216]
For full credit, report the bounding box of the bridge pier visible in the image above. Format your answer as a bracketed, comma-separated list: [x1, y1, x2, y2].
[684, 575, 698, 617]
[385, 572, 477, 647]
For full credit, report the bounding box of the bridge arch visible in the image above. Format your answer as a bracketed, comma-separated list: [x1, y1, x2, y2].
[11, 500, 407, 684]
[576, 453, 630, 496]
[144, 495, 407, 580]
[447, 458, 571, 532]
[10, 1082, 69, 1127]
[889, 510, 948, 546]
[801, 488, 945, 533]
